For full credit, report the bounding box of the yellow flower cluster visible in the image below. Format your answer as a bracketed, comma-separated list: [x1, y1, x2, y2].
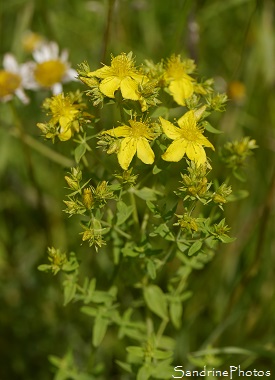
[81, 53, 217, 169]
[37, 91, 91, 141]
[38, 52, 225, 169]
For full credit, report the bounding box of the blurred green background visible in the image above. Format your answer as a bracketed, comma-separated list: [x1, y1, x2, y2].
[0, 0, 275, 379]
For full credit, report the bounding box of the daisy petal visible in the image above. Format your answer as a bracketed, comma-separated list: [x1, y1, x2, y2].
[136, 138, 155, 165]
[3, 54, 18, 72]
[52, 82, 63, 95]
[63, 68, 78, 82]
[100, 76, 121, 98]
[160, 117, 182, 140]
[162, 139, 188, 162]
[15, 88, 29, 104]
[118, 137, 137, 170]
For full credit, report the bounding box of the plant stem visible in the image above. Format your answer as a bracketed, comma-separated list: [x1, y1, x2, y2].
[101, 0, 115, 63]
[9, 101, 52, 245]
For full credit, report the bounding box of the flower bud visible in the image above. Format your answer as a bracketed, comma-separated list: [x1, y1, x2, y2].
[82, 188, 94, 209]
[64, 176, 79, 190]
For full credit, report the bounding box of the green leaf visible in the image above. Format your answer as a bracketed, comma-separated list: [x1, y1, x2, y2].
[121, 242, 140, 257]
[170, 301, 183, 329]
[150, 106, 168, 118]
[81, 306, 97, 317]
[92, 314, 109, 347]
[202, 120, 223, 134]
[219, 235, 236, 243]
[177, 241, 189, 252]
[149, 223, 175, 241]
[37, 264, 52, 272]
[63, 274, 78, 305]
[227, 189, 249, 201]
[152, 165, 162, 174]
[132, 187, 162, 201]
[126, 346, 144, 358]
[151, 359, 175, 379]
[143, 285, 168, 320]
[116, 201, 134, 226]
[92, 290, 115, 304]
[115, 360, 132, 374]
[137, 365, 151, 380]
[153, 349, 173, 360]
[157, 335, 176, 351]
[146, 201, 161, 218]
[146, 259, 156, 280]
[74, 143, 86, 163]
[188, 240, 202, 256]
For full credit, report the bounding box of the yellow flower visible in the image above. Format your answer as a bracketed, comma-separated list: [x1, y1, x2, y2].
[160, 110, 214, 166]
[102, 119, 155, 170]
[164, 55, 194, 106]
[45, 93, 80, 141]
[88, 52, 148, 101]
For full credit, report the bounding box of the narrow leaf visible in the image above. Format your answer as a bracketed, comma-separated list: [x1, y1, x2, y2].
[143, 285, 168, 320]
[188, 240, 202, 256]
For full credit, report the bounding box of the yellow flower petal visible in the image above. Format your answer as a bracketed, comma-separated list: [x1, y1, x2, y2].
[131, 73, 148, 84]
[99, 76, 121, 98]
[103, 125, 132, 138]
[160, 117, 182, 140]
[59, 116, 71, 129]
[198, 135, 215, 150]
[59, 128, 72, 141]
[136, 138, 155, 165]
[162, 139, 188, 162]
[177, 110, 196, 129]
[168, 77, 194, 106]
[186, 143, 206, 165]
[88, 66, 111, 79]
[118, 137, 137, 170]
[120, 77, 139, 100]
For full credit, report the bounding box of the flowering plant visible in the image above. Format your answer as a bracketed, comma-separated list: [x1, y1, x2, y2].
[1, 43, 257, 378]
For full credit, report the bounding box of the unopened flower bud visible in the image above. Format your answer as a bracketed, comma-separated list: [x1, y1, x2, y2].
[64, 176, 79, 190]
[82, 188, 94, 209]
[212, 194, 227, 204]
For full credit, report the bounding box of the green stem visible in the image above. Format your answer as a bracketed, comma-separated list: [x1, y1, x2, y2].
[129, 190, 140, 231]
[101, 220, 132, 239]
[155, 318, 168, 347]
[101, 0, 115, 63]
[10, 127, 74, 167]
[9, 101, 52, 245]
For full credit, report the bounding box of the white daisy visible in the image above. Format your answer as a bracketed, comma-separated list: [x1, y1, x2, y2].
[0, 54, 30, 104]
[24, 41, 78, 94]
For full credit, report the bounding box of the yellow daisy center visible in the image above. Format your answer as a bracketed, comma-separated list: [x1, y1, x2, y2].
[34, 60, 66, 87]
[111, 54, 135, 78]
[129, 120, 153, 140]
[0, 70, 21, 97]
